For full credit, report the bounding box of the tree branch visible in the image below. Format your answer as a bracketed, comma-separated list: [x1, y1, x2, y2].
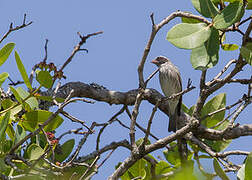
[0, 14, 32, 44]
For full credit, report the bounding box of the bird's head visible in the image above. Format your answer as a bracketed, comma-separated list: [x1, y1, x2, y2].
[151, 56, 170, 67]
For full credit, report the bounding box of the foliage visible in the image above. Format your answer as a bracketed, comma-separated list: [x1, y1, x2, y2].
[0, 0, 251, 179]
[167, 0, 251, 70]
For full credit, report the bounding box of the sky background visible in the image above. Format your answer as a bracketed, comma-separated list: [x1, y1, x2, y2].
[0, 0, 251, 179]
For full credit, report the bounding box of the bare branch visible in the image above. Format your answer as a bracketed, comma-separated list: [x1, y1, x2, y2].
[80, 156, 99, 180]
[185, 133, 216, 157]
[137, 11, 210, 88]
[216, 150, 250, 158]
[142, 99, 161, 149]
[43, 39, 49, 63]
[208, 59, 237, 86]
[144, 68, 159, 86]
[228, 78, 252, 84]
[197, 124, 252, 140]
[125, 106, 171, 150]
[64, 122, 96, 168]
[96, 105, 126, 150]
[59, 31, 103, 73]
[129, 89, 144, 148]
[76, 140, 131, 163]
[0, 14, 33, 44]
[202, 95, 247, 120]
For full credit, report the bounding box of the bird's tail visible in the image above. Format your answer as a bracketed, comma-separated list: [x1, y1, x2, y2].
[168, 96, 182, 132]
[168, 113, 177, 132]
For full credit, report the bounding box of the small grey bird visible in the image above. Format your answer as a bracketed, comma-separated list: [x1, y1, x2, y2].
[151, 56, 182, 132]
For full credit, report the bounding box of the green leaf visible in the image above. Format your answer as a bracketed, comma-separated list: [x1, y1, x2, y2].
[1, 99, 22, 120]
[21, 110, 64, 132]
[55, 139, 75, 162]
[36, 95, 65, 103]
[10, 86, 22, 103]
[127, 159, 147, 179]
[27, 144, 44, 161]
[198, 154, 211, 159]
[167, 23, 211, 49]
[181, 103, 189, 114]
[172, 161, 197, 180]
[0, 111, 10, 141]
[188, 105, 195, 116]
[237, 164, 245, 180]
[201, 93, 226, 128]
[0, 158, 10, 173]
[136, 138, 151, 146]
[247, 1, 252, 9]
[240, 42, 252, 65]
[0, 72, 9, 87]
[245, 152, 252, 180]
[0, 43, 15, 67]
[203, 120, 232, 152]
[14, 125, 26, 145]
[191, 0, 219, 18]
[213, 1, 245, 29]
[200, 93, 232, 152]
[224, 0, 244, 2]
[116, 162, 131, 180]
[1, 98, 14, 110]
[6, 124, 15, 140]
[155, 160, 171, 175]
[36, 70, 53, 89]
[190, 27, 219, 70]
[15, 51, 32, 91]
[181, 15, 202, 24]
[15, 87, 38, 110]
[221, 44, 239, 51]
[213, 158, 229, 180]
[0, 137, 12, 155]
[163, 147, 181, 166]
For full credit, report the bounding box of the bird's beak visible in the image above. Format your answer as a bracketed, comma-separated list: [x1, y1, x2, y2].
[151, 59, 158, 65]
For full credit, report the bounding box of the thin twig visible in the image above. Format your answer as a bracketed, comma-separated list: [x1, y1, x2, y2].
[57, 128, 83, 140]
[125, 106, 169, 148]
[216, 150, 250, 158]
[96, 105, 126, 150]
[80, 156, 99, 180]
[185, 133, 216, 157]
[208, 59, 237, 86]
[97, 149, 116, 169]
[43, 39, 49, 63]
[202, 96, 247, 120]
[59, 31, 103, 72]
[144, 68, 159, 86]
[228, 78, 252, 84]
[61, 111, 93, 132]
[211, 102, 243, 129]
[40, 125, 55, 163]
[74, 139, 131, 163]
[0, 14, 33, 44]
[162, 85, 195, 101]
[142, 99, 161, 150]
[8, 77, 23, 86]
[53, 81, 61, 106]
[64, 122, 96, 168]
[238, 16, 252, 27]
[129, 89, 144, 149]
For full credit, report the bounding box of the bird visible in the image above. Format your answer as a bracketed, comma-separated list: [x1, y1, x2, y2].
[151, 56, 182, 132]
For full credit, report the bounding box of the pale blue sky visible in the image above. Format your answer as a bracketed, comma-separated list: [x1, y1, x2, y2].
[0, 1, 251, 179]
